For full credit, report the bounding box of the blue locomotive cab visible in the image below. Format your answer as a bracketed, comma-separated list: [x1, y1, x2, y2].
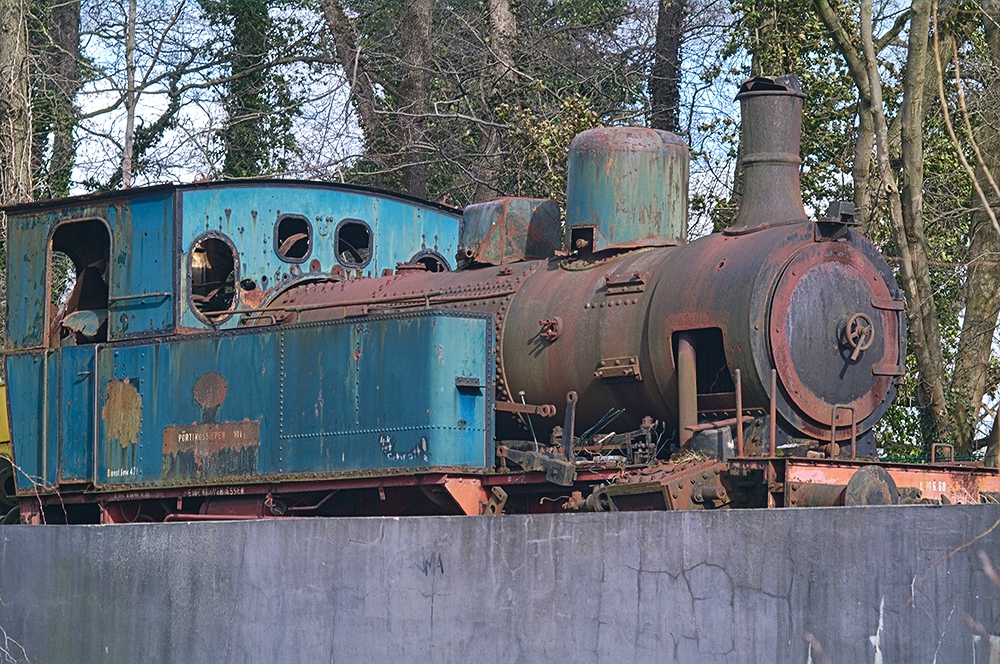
[3, 181, 484, 515]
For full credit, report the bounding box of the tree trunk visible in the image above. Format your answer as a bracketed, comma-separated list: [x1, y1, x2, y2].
[650, 0, 684, 133]
[122, 0, 137, 187]
[0, 0, 32, 204]
[397, 0, 433, 199]
[319, 0, 381, 154]
[813, 0, 875, 233]
[486, 0, 515, 78]
[48, 0, 79, 195]
[853, 97, 875, 231]
[952, 0, 1000, 455]
[31, 0, 79, 198]
[986, 408, 1000, 467]
[471, 0, 515, 203]
[860, 0, 949, 441]
[898, 0, 949, 443]
[950, 205, 1000, 454]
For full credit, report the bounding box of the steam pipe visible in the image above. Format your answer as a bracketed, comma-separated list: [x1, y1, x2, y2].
[562, 391, 578, 461]
[677, 333, 697, 450]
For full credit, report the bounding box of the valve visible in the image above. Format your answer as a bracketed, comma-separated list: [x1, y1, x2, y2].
[843, 313, 874, 361]
[539, 317, 562, 342]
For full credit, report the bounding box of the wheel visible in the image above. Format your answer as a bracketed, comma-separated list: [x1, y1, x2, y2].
[844, 465, 899, 506]
[0, 459, 16, 510]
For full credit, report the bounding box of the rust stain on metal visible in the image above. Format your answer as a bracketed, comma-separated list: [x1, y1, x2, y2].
[193, 371, 228, 423]
[163, 421, 258, 457]
[539, 317, 562, 342]
[783, 459, 1000, 505]
[162, 421, 260, 479]
[240, 286, 267, 309]
[102, 379, 142, 449]
[597, 457, 730, 510]
[458, 198, 561, 266]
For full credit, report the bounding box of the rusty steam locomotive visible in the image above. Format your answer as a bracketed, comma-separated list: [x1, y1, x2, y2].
[4, 75, 997, 523]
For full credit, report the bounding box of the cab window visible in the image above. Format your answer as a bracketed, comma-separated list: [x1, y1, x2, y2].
[49, 219, 110, 346]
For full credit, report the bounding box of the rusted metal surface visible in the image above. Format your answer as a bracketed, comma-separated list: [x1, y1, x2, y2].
[583, 457, 731, 511]
[458, 197, 561, 266]
[677, 332, 697, 450]
[769, 242, 901, 429]
[764, 370, 775, 456]
[441, 477, 488, 515]
[89, 311, 496, 497]
[192, 371, 228, 421]
[538, 317, 562, 342]
[785, 481, 847, 507]
[735, 369, 745, 455]
[725, 75, 808, 235]
[483, 486, 507, 515]
[162, 422, 260, 481]
[786, 465, 898, 507]
[844, 312, 875, 360]
[5, 193, 149, 350]
[831, 405, 858, 458]
[783, 458, 1000, 505]
[257, 259, 536, 427]
[2, 67, 940, 523]
[843, 465, 899, 505]
[102, 379, 142, 449]
[604, 270, 648, 295]
[500, 248, 675, 438]
[561, 391, 578, 461]
[594, 356, 642, 381]
[645, 220, 904, 446]
[495, 446, 577, 486]
[566, 127, 688, 251]
[260, 201, 904, 449]
[175, 182, 462, 332]
[110, 195, 175, 338]
[686, 416, 753, 433]
[494, 401, 556, 417]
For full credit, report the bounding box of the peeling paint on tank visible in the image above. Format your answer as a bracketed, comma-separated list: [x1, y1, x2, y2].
[103, 379, 142, 448]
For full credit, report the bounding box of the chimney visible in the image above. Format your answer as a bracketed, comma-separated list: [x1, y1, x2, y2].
[725, 74, 808, 235]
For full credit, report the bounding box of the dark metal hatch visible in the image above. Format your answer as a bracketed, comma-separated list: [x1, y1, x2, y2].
[768, 242, 901, 427]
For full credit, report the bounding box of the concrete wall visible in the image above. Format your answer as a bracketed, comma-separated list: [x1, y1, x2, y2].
[0, 505, 997, 663]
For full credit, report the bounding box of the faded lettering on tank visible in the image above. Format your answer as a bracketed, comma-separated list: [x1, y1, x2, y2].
[162, 421, 260, 479]
[379, 435, 429, 463]
[161, 371, 260, 480]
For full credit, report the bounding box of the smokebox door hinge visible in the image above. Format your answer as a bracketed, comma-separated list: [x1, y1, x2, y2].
[870, 296, 904, 311]
[872, 363, 904, 377]
[594, 357, 642, 381]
